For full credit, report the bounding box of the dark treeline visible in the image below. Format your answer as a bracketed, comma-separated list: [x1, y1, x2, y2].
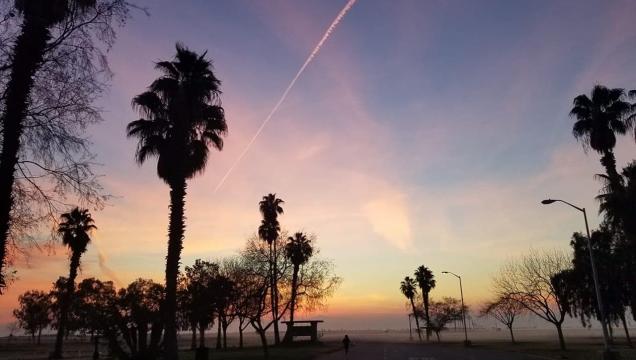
[490, 86, 636, 352]
[12, 196, 340, 359]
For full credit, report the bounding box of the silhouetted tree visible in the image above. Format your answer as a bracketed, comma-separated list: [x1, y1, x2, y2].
[75, 278, 117, 338]
[428, 297, 464, 342]
[0, 0, 129, 292]
[118, 278, 164, 359]
[480, 296, 524, 344]
[571, 85, 631, 189]
[401, 276, 422, 341]
[285, 232, 313, 325]
[414, 265, 435, 341]
[183, 259, 218, 350]
[13, 290, 51, 343]
[257, 193, 284, 344]
[52, 207, 96, 358]
[494, 249, 570, 350]
[126, 44, 227, 359]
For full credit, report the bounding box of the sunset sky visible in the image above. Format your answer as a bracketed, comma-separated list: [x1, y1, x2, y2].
[3, 0, 636, 330]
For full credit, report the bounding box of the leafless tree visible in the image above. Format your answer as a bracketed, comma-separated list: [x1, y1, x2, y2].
[493, 249, 571, 350]
[480, 296, 525, 343]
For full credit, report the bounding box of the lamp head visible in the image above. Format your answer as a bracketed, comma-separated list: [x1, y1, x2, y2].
[441, 271, 448, 274]
[541, 199, 556, 205]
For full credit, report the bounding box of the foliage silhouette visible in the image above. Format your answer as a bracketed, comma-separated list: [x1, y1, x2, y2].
[571, 85, 632, 190]
[52, 207, 96, 358]
[428, 297, 464, 342]
[257, 193, 284, 345]
[480, 296, 524, 344]
[13, 290, 51, 343]
[414, 265, 435, 341]
[285, 231, 313, 325]
[127, 43, 227, 359]
[0, 0, 129, 293]
[400, 276, 422, 341]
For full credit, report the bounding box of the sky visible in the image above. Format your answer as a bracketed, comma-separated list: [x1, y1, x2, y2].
[3, 0, 636, 331]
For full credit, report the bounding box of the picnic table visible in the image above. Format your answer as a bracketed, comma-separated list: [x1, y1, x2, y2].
[282, 320, 324, 342]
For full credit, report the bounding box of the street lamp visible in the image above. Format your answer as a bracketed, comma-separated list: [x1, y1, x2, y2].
[441, 271, 470, 346]
[541, 198, 612, 355]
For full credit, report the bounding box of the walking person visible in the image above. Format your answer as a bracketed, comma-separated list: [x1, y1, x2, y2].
[342, 334, 351, 356]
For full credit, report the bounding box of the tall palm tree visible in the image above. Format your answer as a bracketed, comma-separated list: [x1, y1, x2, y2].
[414, 266, 436, 341]
[0, 0, 98, 291]
[52, 207, 96, 358]
[285, 232, 313, 324]
[571, 85, 631, 189]
[257, 193, 284, 344]
[400, 276, 422, 341]
[126, 44, 227, 359]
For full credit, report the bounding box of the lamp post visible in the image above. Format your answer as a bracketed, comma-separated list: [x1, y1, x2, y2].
[441, 271, 470, 346]
[541, 198, 612, 355]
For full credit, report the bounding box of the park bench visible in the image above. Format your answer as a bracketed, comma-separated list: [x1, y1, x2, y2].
[282, 320, 324, 343]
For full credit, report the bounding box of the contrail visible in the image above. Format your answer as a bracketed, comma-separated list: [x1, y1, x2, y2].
[214, 0, 357, 193]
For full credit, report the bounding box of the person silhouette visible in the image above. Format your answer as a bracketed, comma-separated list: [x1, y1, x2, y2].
[342, 335, 351, 355]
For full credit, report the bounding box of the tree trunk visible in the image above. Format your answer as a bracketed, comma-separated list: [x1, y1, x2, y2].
[508, 325, 516, 344]
[272, 241, 280, 345]
[138, 324, 147, 353]
[199, 324, 205, 349]
[423, 293, 430, 341]
[53, 250, 81, 358]
[0, 12, 52, 290]
[163, 180, 187, 360]
[289, 264, 299, 324]
[435, 331, 440, 342]
[601, 151, 622, 190]
[222, 319, 228, 350]
[239, 326, 244, 348]
[216, 317, 221, 350]
[410, 298, 422, 341]
[257, 328, 269, 359]
[37, 328, 42, 345]
[191, 326, 196, 350]
[620, 312, 633, 347]
[555, 322, 566, 351]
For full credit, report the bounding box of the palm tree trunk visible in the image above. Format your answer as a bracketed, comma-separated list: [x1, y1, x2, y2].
[289, 264, 299, 323]
[410, 298, 422, 341]
[0, 15, 51, 289]
[272, 240, 280, 345]
[423, 293, 430, 341]
[53, 251, 81, 358]
[164, 179, 187, 359]
[601, 151, 622, 190]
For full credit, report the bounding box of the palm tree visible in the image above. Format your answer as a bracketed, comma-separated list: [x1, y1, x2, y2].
[414, 266, 436, 341]
[400, 276, 422, 341]
[257, 193, 284, 344]
[285, 232, 313, 324]
[126, 44, 227, 359]
[52, 207, 96, 358]
[571, 85, 631, 189]
[0, 0, 98, 291]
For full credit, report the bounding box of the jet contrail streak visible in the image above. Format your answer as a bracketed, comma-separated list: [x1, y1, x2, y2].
[214, 0, 357, 193]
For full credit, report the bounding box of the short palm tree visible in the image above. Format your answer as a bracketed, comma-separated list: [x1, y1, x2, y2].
[126, 44, 227, 359]
[400, 276, 422, 341]
[0, 0, 98, 292]
[571, 85, 631, 188]
[414, 266, 436, 341]
[285, 232, 313, 323]
[52, 207, 96, 358]
[257, 193, 284, 344]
